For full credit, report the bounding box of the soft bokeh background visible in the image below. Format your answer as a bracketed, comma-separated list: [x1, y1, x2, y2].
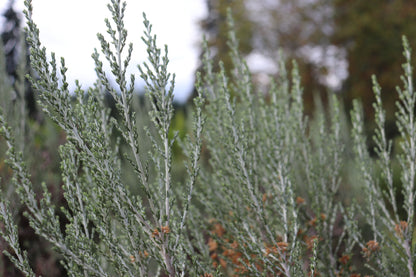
[0, 0, 207, 103]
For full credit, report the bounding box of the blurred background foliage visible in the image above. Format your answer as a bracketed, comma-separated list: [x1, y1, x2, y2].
[332, 0, 416, 132]
[0, 3, 67, 276]
[3, 0, 416, 137]
[1, 0, 416, 275]
[197, 0, 416, 134]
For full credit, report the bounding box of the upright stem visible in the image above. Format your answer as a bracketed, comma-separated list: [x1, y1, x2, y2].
[164, 136, 171, 225]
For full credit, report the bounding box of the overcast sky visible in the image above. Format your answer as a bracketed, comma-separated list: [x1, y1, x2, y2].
[0, 0, 207, 103]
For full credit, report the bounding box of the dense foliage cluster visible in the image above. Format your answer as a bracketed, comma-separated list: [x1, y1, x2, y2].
[1, 0, 416, 276]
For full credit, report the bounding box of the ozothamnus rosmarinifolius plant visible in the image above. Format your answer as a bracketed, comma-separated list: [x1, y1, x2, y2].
[1, 0, 205, 276]
[1, 0, 416, 276]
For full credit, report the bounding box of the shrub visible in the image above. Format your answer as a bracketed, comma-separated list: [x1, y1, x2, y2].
[1, 0, 204, 276]
[1, 0, 416, 276]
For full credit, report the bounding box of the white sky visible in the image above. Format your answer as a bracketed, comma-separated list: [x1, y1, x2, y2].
[0, 0, 207, 103]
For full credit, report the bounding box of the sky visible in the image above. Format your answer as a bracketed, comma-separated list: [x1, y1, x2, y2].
[0, 0, 207, 103]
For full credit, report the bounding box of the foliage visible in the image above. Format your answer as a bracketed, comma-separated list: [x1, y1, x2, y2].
[198, 0, 342, 115]
[1, 0, 416, 276]
[246, 0, 336, 112]
[332, 0, 416, 126]
[0, 12, 65, 276]
[193, 12, 353, 276]
[198, 0, 253, 77]
[1, 1, 37, 118]
[2, 0, 205, 275]
[200, 0, 416, 124]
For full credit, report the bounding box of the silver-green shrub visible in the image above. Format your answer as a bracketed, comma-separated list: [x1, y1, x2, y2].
[1, 0, 204, 276]
[348, 36, 416, 276]
[1, 0, 416, 276]
[192, 12, 352, 277]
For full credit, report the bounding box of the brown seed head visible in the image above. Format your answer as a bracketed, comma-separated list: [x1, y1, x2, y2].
[296, 196, 305, 205]
[338, 254, 350, 265]
[152, 228, 159, 238]
[395, 221, 408, 238]
[129, 255, 135, 263]
[161, 225, 170, 234]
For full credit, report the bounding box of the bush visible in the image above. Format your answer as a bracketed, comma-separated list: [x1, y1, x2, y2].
[1, 0, 416, 276]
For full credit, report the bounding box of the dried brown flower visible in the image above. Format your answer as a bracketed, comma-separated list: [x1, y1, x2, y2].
[129, 255, 135, 263]
[395, 221, 408, 238]
[338, 254, 350, 265]
[296, 196, 305, 205]
[362, 240, 380, 259]
[161, 225, 170, 234]
[152, 228, 159, 238]
[208, 237, 218, 252]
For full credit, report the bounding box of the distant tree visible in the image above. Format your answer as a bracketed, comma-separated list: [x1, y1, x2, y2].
[196, 0, 339, 114]
[196, 0, 416, 125]
[247, 0, 334, 62]
[247, 0, 337, 113]
[198, 0, 253, 75]
[1, 0, 37, 119]
[332, 0, 416, 129]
